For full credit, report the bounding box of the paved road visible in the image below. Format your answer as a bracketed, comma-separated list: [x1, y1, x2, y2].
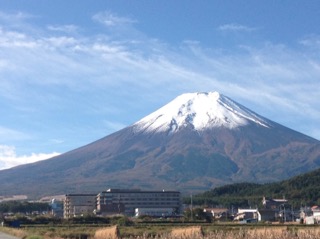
[0, 231, 21, 239]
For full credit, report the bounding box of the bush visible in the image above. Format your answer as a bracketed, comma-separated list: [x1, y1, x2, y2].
[114, 216, 134, 226]
[26, 235, 43, 239]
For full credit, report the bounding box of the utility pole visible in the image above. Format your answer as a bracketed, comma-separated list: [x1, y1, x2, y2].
[284, 205, 286, 223]
[190, 194, 193, 221]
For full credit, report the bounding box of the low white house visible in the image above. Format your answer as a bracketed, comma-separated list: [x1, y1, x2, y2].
[234, 208, 261, 222]
[203, 208, 229, 219]
[135, 208, 174, 217]
[301, 206, 320, 224]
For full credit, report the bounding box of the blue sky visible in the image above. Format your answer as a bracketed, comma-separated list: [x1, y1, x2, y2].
[0, 0, 320, 169]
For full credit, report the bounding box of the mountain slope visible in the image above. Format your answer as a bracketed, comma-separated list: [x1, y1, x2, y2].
[0, 92, 320, 198]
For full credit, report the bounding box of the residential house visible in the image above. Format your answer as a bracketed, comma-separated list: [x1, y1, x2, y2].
[262, 196, 288, 210]
[300, 206, 320, 224]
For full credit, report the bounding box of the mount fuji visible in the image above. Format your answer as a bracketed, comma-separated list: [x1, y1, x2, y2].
[0, 92, 320, 198]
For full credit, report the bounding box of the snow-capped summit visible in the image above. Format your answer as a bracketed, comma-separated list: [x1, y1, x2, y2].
[134, 92, 270, 133]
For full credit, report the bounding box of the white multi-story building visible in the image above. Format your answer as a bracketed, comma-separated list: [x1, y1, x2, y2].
[96, 188, 181, 216]
[63, 194, 96, 218]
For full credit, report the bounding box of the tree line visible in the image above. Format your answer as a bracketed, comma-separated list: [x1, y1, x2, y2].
[0, 201, 50, 214]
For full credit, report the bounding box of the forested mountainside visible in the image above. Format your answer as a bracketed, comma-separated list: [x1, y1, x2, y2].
[189, 167, 320, 208]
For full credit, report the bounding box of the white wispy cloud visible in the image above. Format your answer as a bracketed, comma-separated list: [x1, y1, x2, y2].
[47, 24, 79, 33]
[218, 23, 256, 32]
[103, 120, 127, 132]
[0, 17, 319, 126]
[0, 11, 34, 23]
[0, 145, 60, 170]
[0, 126, 30, 141]
[50, 139, 65, 144]
[92, 11, 137, 27]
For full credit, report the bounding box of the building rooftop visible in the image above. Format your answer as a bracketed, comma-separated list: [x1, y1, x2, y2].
[102, 188, 180, 193]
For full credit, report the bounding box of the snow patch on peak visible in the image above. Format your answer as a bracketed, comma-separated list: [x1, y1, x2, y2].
[134, 92, 271, 133]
